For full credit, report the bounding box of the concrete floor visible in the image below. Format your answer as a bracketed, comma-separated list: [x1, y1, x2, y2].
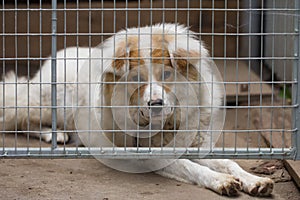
[0, 159, 299, 200]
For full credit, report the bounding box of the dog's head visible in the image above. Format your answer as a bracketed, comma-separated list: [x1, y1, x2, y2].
[102, 24, 223, 132]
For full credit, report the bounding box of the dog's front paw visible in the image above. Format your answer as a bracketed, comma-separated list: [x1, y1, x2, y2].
[212, 174, 242, 196]
[42, 131, 69, 144]
[242, 176, 274, 196]
[56, 132, 69, 143]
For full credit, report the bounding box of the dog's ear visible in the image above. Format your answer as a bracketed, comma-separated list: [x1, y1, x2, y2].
[111, 41, 130, 75]
[170, 48, 201, 81]
[110, 36, 146, 75]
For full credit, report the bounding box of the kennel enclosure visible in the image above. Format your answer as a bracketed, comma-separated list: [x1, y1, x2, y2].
[0, 0, 300, 160]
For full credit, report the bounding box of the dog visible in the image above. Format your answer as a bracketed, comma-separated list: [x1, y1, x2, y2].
[0, 24, 274, 196]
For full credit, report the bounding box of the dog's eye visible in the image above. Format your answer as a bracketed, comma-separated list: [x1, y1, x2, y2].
[131, 75, 144, 82]
[132, 75, 139, 81]
[163, 70, 172, 79]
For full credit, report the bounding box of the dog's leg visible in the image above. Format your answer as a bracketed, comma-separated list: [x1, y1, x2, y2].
[21, 121, 68, 143]
[30, 127, 69, 144]
[155, 159, 241, 196]
[193, 159, 274, 196]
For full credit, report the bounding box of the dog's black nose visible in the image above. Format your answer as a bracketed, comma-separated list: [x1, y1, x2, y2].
[148, 99, 164, 114]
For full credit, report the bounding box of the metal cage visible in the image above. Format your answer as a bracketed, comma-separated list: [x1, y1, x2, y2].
[0, 0, 299, 160]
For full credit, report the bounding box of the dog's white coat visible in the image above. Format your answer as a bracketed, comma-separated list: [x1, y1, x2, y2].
[0, 24, 273, 196]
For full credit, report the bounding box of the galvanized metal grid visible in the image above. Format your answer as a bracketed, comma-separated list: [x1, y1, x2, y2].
[0, 0, 299, 160]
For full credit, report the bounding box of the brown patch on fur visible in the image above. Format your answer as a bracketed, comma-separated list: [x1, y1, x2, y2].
[172, 48, 200, 81]
[129, 50, 145, 68]
[111, 36, 146, 70]
[111, 59, 125, 70]
[151, 49, 172, 66]
[173, 48, 200, 65]
[151, 34, 174, 66]
[162, 85, 171, 93]
[111, 41, 127, 71]
[111, 53, 125, 70]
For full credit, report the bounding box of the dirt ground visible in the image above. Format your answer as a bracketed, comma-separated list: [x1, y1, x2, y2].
[0, 159, 299, 200]
[1, 108, 300, 199]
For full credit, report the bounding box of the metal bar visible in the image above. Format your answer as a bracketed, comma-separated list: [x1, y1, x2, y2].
[292, 0, 300, 160]
[0, 104, 297, 110]
[0, 128, 296, 134]
[39, 0, 43, 153]
[75, 0, 79, 152]
[1, 0, 6, 153]
[281, 0, 289, 152]
[14, 0, 18, 155]
[51, 0, 57, 149]
[0, 32, 298, 37]
[0, 80, 298, 85]
[2, 8, 297, 12]
[26, 0, 30, 152]
[63, 0, 67, 150]
[0, 56, 298, 61]
[0, 147, 294, 160]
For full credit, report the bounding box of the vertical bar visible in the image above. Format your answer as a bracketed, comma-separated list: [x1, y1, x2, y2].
[197, 0, 202, 152]
[51, 0, 58, 149]
[269, 0, 276, 152]
[241, 0, 261, 74]
[234, 0, 239, 153]
[88, 0, 92, 152]
[26, 0, 30, 151]
[186, 0, 190, 151]
[210, 0, 215, 152]
[137, 0, 141, 150]
[222, 0, 227, 153]
[247, 2, 251, 154]
[149, 0, 153, 151]
[75, 0, 79, 151]
[2, 0, 5, 151]
[124, 0, 128, 150]
[293, 0, 300, 160]
[39, 0, 43, 151]
[235, 0, 240, 149]
[63, 0, 67, 150]
[281, 0, 289, 151]
[14, 0, 18, 153]
[161, 17, 165, 150]
[100, 0, 104, 154]
[112, 0, 116, 151]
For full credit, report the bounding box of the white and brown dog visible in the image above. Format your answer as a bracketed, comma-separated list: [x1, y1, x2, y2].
[0, 24, 274, 196]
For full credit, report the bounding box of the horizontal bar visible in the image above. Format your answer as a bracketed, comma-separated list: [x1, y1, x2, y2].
[0, 128, 296, 133]
[1, 8, 298, 12]
[0, 57, 297, 61]
[0, 81, 296, 85]
[0, 147, 294, 159]
[0, 105, 297, 110]
[0, 32, 297, 37]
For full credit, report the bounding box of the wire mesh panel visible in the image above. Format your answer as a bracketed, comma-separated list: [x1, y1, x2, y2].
[0, 0, 299, 160]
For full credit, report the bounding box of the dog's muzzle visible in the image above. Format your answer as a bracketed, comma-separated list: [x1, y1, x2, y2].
[148, 99, 164, 115]
[139, 98, 173, 120]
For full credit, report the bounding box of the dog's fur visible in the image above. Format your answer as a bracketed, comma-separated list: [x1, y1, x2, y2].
[0, 24, 273, 196]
